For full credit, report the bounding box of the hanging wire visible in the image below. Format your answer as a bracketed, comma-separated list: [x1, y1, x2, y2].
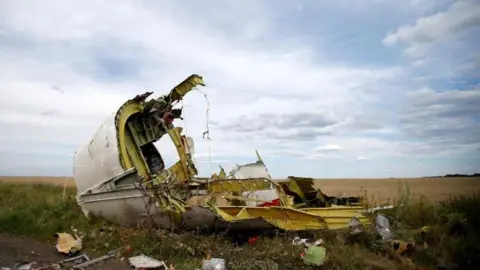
[192, 89, 213, 185]
[180, 99, 197, 165]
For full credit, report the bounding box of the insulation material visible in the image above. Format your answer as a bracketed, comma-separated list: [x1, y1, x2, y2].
[73, 113, 125, 194]
[129, 254, 167, 269]
[233, 160, 279, 207]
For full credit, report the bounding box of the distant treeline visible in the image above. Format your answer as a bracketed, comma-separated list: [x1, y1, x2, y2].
[424, 173, 480, 178]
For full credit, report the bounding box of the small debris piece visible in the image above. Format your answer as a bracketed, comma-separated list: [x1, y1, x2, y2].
[128, 254, 168, 269]
[347, 216, 363, 234]
[292, 237, 308, 246]
[389, 240, 415, 256]
[59, 254, 90, 266]
[1, 262, 37, 270]
[292, 237, 323, 247]
[302, 246, 326, 266]
[72, 248, 121, 269]
[248, 236, 259, 246]
[54, 232, 82, 255]
[375, 214, 393, 240]
[202, 258, 226, 270]
[16, 262, 37, 270]
[310, 239, 323, 246]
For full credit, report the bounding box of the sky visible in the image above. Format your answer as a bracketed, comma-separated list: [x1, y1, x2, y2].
[0, 0, 479, 178]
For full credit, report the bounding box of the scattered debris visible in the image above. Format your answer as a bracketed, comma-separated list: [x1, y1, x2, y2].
[365, 205, 395, 213]
[0, 262, 38, 270]
[375, 214, 393, 240]
[292, 237, 323, 247]
[302, 246, 326, 266]
[389, 240, 416, 256]
[54, 232, 82, 255]
[202, 258, 226, 270]
[347, 216, 363, 234]
[72, 248, 121, 269]
[293, 236, 327, 266]
[248, 236, 259, 246]
[59, 254, 90, 267]
[128, 254, 168, 269]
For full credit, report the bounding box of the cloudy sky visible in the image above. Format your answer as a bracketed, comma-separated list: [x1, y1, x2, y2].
[0, 0, 479, 178]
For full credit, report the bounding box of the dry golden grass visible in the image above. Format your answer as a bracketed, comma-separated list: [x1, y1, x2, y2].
[1, 176, 479, 204]
[314, 177, 480, 204]
[0, 176, 76, 187]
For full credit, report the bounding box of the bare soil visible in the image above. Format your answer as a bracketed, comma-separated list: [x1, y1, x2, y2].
[0, 234, 130, 269]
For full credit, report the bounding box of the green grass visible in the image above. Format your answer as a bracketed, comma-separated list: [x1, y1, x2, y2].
[0, 181, 479, 270]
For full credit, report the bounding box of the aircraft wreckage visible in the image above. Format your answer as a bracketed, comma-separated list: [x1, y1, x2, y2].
[73, 74, 369, 232]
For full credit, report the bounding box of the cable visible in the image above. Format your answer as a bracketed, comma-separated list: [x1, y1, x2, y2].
[192, 89, 213, 178]
[180, 100, 197, 166]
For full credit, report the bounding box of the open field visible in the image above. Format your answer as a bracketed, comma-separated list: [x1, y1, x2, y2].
[1, 178, 479, 269]
[1, 176, 479, 204]
[314, 177, 480, 204]
[0, 176, 75, 187]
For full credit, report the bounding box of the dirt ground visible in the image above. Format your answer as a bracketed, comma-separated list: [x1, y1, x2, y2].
[0, 234, 130, 270]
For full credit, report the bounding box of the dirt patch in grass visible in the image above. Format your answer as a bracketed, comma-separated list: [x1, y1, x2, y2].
[0, 233, 130, 269]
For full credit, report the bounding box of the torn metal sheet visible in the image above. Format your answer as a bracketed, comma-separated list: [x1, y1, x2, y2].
[72, 248, 121, 269]
[59, 254, 90, 266]
[73, 74, 370, 232]
[129, 254, 167, 269]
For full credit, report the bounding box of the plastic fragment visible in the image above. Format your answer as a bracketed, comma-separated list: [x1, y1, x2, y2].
[128, 254, 167, 269]
[302, 246, 326, 266]
[202, 258, 226, 270]
[375, 214, 393, 240]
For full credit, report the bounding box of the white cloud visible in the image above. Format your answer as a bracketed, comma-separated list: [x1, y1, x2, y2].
[383, 0, 480, 59]
[0, 0, 478, 178]
[315, 144, 345, 152]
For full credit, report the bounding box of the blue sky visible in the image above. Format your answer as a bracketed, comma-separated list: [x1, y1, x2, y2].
[0, 0, 479, 178]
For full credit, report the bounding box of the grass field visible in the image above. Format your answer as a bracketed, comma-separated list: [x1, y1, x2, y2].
[1, 176, 479, 269]
[2, 176, 479, 203]
[315, 177, 480, 203]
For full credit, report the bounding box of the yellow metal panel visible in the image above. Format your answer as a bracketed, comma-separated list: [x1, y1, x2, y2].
[213, 206, 328, 230]
[116, 102, 144, 169]
[209, 178, 272, 193]
[166, 127, 193, 183]
[286, 178, 307, 201]
[169, 74, 205, 102]
[124, 127, 149, 178]
[212, 206, 369, 230]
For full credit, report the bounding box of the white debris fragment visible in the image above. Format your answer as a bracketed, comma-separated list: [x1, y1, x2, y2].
[202, 258, 226, 270]
[129, 254, 168, 269]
